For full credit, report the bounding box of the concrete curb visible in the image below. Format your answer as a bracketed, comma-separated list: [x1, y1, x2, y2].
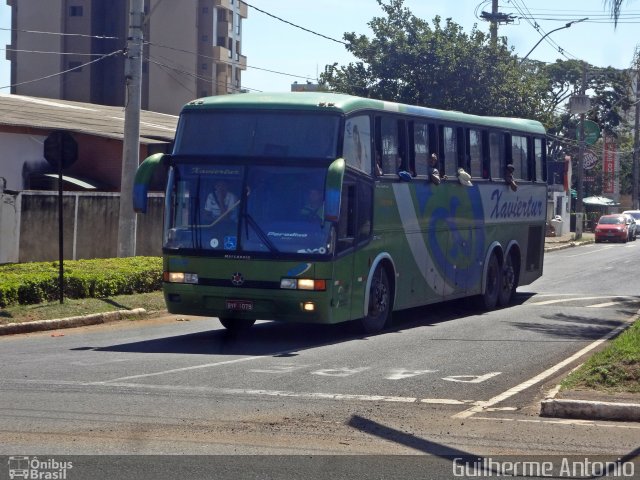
[0, 308, 147, 336]
[540, 398, 640, 422]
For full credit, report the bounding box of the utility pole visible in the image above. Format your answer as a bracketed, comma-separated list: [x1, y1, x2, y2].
[633, 47, 640, 209]
[117, 0, 144, 257]
[490, 0, 498, 46]
[569, 62, 589, 240]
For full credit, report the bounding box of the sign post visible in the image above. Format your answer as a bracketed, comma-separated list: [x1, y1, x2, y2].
[43, 130, 78, 304]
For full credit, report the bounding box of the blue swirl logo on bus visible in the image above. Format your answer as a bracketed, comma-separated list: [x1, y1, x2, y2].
[416, 185, 485, 290]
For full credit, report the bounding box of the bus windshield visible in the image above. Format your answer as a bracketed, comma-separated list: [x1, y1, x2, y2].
[164, 163, 334, 256]
[174, 111, 340, 159]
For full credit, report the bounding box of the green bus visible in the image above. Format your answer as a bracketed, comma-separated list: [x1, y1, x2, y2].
[134, 92, 547, 333]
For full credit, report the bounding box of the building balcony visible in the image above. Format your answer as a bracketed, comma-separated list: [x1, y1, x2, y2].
[214, 0, 247, 18]
[212, 45, 232, 61]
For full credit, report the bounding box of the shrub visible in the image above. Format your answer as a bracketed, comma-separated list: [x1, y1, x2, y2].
[0, 257, 162, 307]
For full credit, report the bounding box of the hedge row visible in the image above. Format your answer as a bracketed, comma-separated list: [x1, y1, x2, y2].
[0, 257, 162, 308]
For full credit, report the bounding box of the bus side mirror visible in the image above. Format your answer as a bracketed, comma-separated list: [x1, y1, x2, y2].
[133, 153, 166, 213]
[324, 158, 345, 222]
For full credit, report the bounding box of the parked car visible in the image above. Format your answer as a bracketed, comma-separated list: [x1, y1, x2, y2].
[594, 214, 633, 243]
[622, 213, 638, 241]
[623, 210, 640, 239]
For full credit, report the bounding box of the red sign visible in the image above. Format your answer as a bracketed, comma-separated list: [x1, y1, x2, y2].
[602, 136, 616, 194]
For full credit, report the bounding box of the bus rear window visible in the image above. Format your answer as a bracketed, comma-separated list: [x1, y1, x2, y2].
[174, 111, 340, 159]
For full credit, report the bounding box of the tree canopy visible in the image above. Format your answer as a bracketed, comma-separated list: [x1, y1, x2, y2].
[320, 0, 549, 120]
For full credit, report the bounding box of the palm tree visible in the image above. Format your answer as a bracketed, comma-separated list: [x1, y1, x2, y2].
[605, 0, 627, 27]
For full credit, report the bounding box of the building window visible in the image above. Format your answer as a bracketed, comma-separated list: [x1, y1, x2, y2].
[201, 63, 208, 71]
[69, 6, 83, 16]
[68, 61, 83, 72]
[201, 34, 209, 42]
[202, 7, 209, 14]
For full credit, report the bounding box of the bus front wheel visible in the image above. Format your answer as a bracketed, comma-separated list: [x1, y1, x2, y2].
[360, 266, 392, 334]
[219, 317, 256, 332]
[479, 253, 501, 310]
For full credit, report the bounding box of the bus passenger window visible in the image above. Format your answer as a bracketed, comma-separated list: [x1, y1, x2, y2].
[443, 126, 457, 176]
[379, 117, 399, 175]
[343, 116, 372, 174]
[468, 129, 483, 178]
[489, 132, 502, 180]
[534, 138, 545, 182]
[511, 135, 529, 180]
[413, 122, 429, 176]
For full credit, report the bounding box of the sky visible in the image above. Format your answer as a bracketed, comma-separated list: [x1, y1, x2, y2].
[0, 0, 639, 95]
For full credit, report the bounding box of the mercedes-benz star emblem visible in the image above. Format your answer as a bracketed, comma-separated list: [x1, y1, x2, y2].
[231, 272, 244, 286]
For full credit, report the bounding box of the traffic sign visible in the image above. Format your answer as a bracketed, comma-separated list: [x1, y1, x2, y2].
[44, 130, 78, 169]
[576, 120, 600, 146]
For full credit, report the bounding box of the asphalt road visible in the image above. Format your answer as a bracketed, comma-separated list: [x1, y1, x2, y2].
[1, 241, 639, 478]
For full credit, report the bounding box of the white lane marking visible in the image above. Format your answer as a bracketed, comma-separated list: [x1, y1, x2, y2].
[451, 317, 635, 420]
[473, 416, 640, 430]
[92, 355, 267, 384]
[442, 372, 501, 383]
[7, 378, 479, 406]
[385, 369, 437, 380]
[587, 302, 620, 308]
[311, 367, 370, 377]
[563, 246, 615, 257]
[530, 296, 616, 306]
[249, 364, 312, 374]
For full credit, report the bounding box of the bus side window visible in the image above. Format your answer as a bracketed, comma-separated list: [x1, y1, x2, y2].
[534, 137, 546, 182]
[413, 121, 429, 176]
[468, 128, 483, 178]
[443, 126, 457, 177]
[488, 132, 502, 181]
[379, 116, 399, 175]
[511, 134, 529, 180]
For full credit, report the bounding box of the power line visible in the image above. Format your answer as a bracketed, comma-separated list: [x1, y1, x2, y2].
[0, 26, 118, 39]
[145, 41, 317, 82]
[242, 2, 347, 45]
[1, 47, 107, 57]
[0, 49, 124, 90]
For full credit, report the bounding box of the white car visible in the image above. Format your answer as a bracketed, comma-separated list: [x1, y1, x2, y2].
[622, 211, 640, 241]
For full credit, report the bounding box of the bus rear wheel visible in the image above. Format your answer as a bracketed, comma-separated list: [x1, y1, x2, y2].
[360, 266, 392, 334]
[219, 317, 256, 332]
[498, 252, 518, 307]
[479, 253, 501, 310]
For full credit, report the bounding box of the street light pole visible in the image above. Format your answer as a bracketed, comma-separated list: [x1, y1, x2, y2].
[520, 18, 588, 64]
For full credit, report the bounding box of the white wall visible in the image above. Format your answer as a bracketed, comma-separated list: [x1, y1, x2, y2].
[0, 132, 48, 190]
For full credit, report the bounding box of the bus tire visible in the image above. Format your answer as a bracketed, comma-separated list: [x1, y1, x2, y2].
[219, 317, 256, 332]
[360, 266, 392, 334]
[498, 251, 518, 307]
[479, 253, 501, 310]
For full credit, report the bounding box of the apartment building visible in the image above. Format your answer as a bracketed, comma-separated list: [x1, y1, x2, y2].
[5, 0, 247, 114]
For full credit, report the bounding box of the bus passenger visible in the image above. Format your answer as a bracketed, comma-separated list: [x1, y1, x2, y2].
[204, 180, 239, 221]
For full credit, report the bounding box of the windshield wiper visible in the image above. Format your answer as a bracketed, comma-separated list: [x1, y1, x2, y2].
[243, 212, 279, 253]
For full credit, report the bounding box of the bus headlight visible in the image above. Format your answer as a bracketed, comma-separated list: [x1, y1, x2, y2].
[280, 278, 326, 291]
[163, 272, 199, 284]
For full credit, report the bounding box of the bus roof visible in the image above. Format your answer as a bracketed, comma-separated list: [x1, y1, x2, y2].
[182, 92, 546, 135]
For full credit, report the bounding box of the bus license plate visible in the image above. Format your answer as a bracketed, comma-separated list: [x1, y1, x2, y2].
[225, 299, 253, 311]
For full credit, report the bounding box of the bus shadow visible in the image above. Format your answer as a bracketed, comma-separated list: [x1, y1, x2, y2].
[78, 293, 538, 356]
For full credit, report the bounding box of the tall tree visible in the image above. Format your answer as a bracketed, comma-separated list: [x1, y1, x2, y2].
[320, 0, 549, 120]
